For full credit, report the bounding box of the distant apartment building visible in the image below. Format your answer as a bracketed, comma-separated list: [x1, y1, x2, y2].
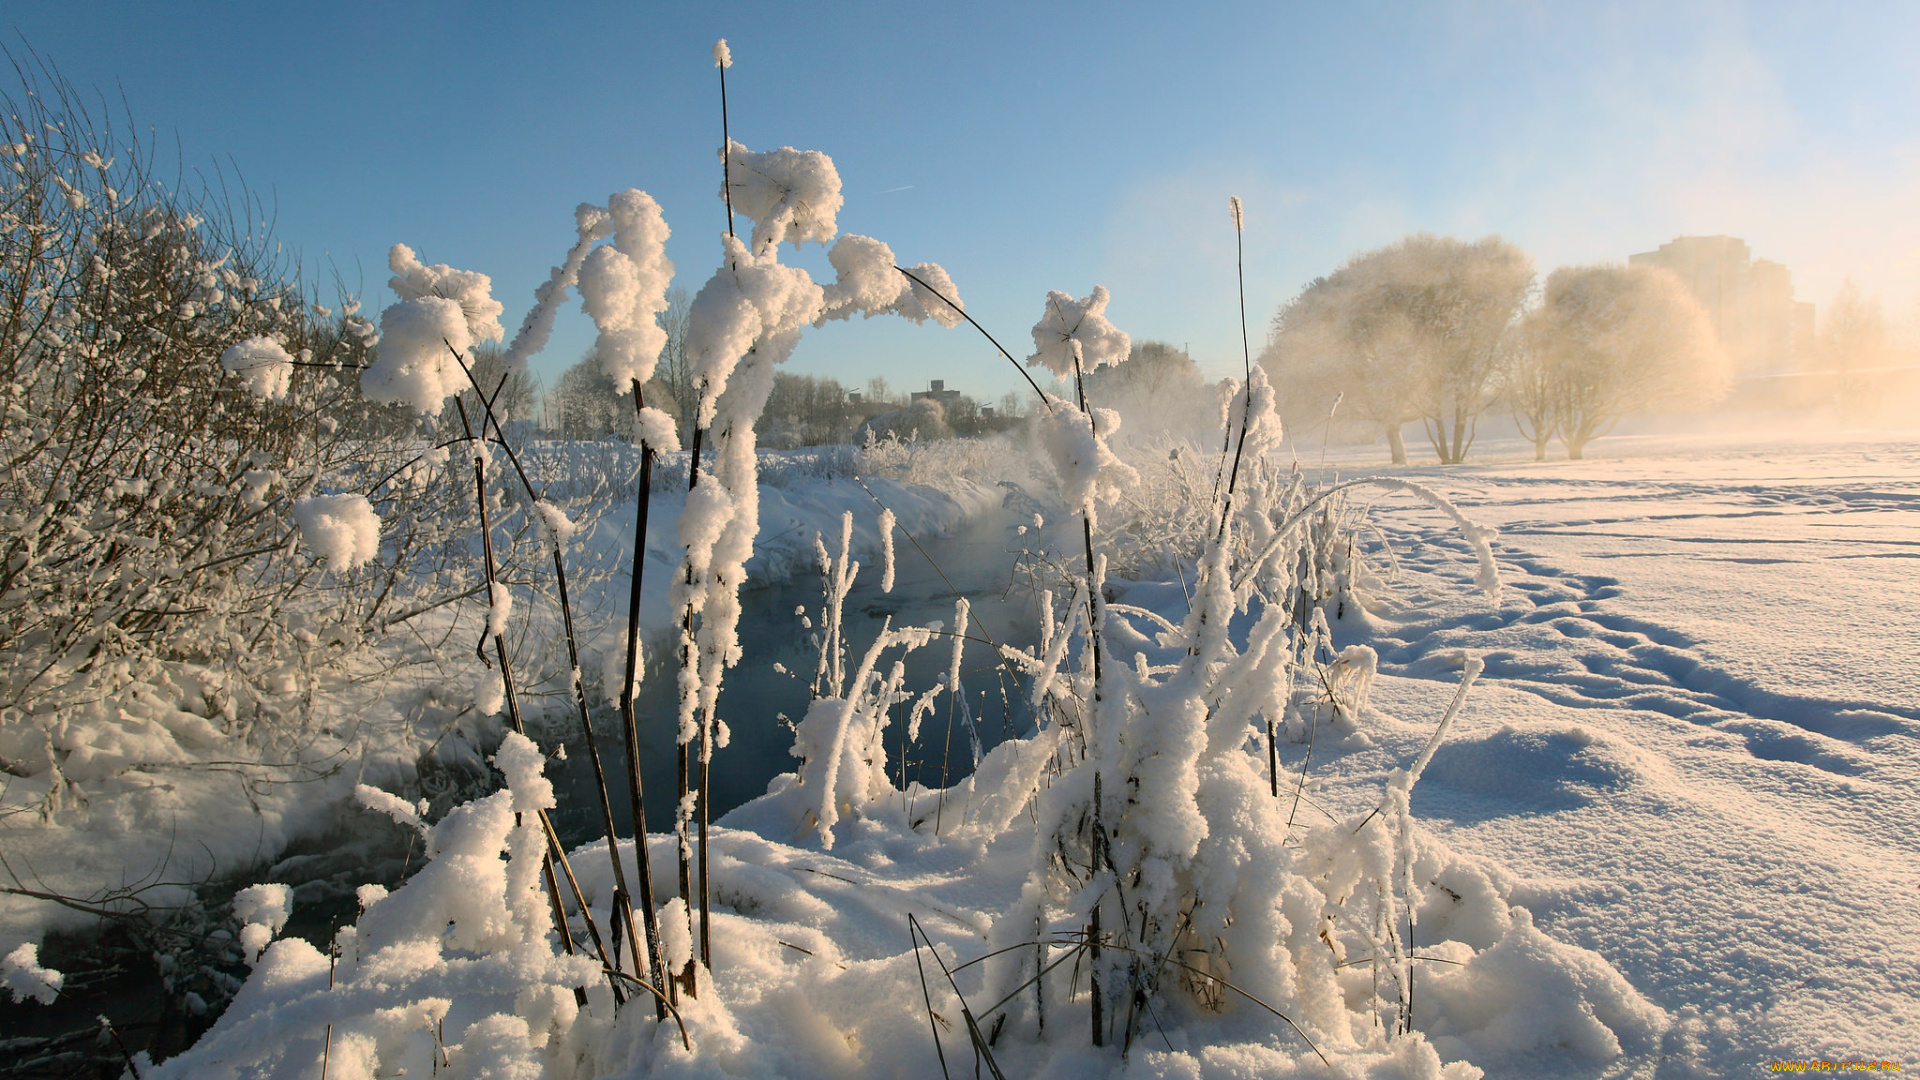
[910, 379, 964, 406]
[1628, 235, 1815, 376]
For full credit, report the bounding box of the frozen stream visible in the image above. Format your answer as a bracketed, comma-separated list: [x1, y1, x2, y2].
[547, 502, 1048, 844]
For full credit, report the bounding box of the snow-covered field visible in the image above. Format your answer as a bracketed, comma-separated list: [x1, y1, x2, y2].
[48, 425, 1901, 1080]
[1311, 429, 1920, 1073]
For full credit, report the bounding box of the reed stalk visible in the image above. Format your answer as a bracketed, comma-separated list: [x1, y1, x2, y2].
[620, 379, 670, 1013]
[447, 354, 631, 1004]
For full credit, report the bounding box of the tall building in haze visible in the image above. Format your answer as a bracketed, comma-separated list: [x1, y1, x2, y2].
[1629, 236, 1815, 376]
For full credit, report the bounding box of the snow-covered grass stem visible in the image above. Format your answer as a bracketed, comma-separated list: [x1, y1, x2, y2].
[447, 348, 644, 1006]
[618, 378, 670, 1014]
[1216, 196, 1256, 543]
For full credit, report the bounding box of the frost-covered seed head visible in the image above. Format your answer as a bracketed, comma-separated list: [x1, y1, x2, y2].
[365, 296, 470, 413]
[386, 244, 505, 345]
[722, 141, 844, 254]
[1026, 286, 1130, 378]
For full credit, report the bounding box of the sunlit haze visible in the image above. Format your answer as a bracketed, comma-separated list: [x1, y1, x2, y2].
[10, 2, 1916, 402]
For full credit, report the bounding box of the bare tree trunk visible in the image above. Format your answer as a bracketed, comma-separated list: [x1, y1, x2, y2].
[1385, 423, 1408, 465]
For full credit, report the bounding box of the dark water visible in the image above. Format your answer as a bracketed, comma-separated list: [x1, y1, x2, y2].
[547, 504, 1048, 847]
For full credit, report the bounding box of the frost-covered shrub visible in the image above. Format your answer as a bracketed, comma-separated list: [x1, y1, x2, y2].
[0, 61, 484, 810]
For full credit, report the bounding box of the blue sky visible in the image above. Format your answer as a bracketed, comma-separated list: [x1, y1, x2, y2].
[9, 2, 1918, 401]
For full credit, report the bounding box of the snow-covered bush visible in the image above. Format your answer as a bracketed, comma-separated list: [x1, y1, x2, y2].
[0, 62, 471, 765]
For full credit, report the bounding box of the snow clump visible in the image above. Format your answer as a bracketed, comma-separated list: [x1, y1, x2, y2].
[1, 943, 62, 1005]
[1030, 392, 1139, 526]
[1027, 284, 1130, 377]
[578, 190, 675, 396]
[816, 234, 965, 329]
[292, 493, 380, 570]
[219, 335, 293, 400]
[364, 295, 471, 413]
[231, 882, 292, 965]
[722, 140, 844, 254]
[502, 203, 614, 369]
[363, 246, 504, 413]
[386, 243, 506, 343]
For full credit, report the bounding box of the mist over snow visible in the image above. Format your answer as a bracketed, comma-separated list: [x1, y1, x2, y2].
[10, 5, 1919, 398]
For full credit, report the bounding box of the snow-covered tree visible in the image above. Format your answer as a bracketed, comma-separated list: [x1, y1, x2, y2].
[1081, 339, 1210, 435]
[1820, 277, 1889, 417]
[548, 351, 627, 440]
[1262, 234, 1533, 464]
[1522, 262, 1727, 459]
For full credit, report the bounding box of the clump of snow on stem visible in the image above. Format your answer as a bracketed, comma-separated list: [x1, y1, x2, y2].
[682, 234, 824, 428]
[1030, 392, 1139, 527]
[501, 204, 613, 369]
[877, 507, 896, 593]
[354, 784, 428, 838]
[722, 140, 843, 254]
[2, 944, 62, 1005]
[364, 295, 469, 413]
[817, 234, 901, 321]
[1027, 285, 1129, 377]
[364, 246, 505, 413]
[712, 38, 732, 68]
[485, 581, 513, 639]
[530, 499, 577, 549]
[386, 243, 506, 344]
[888, 261, 966, 327]
[599, 626, 642, 707]
[578, 190, 674, 392]
[632, 405, 680, 452]
[219, 335, 293, 400]
[231, 882, 292, 964]
[292, 493, 380, 570]
[816, 234, 965, 328]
